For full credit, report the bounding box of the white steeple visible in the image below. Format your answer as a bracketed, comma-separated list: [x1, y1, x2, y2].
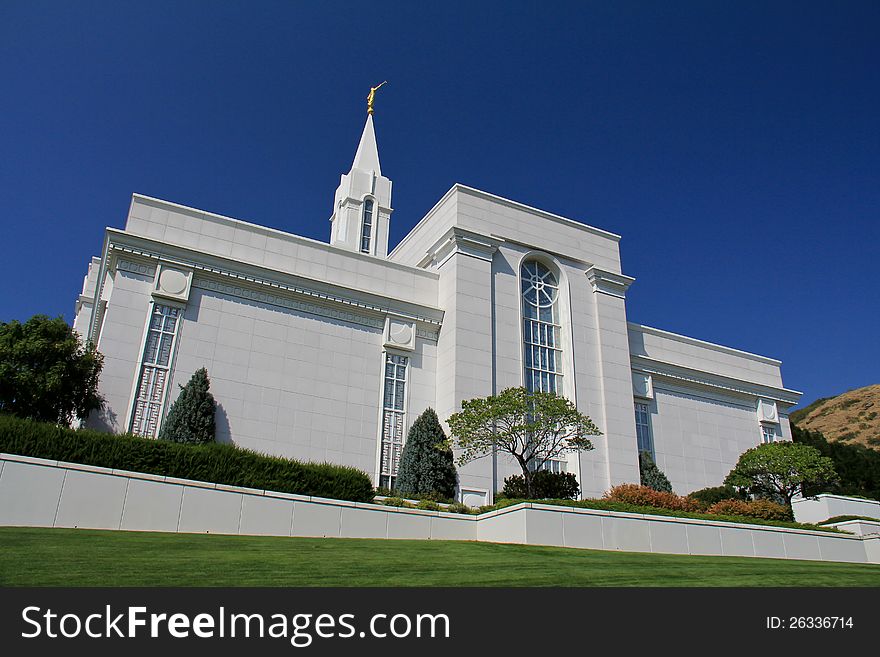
[329, 114, 393, 257]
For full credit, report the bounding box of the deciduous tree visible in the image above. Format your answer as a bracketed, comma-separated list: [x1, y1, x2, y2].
[447, 387, 599, 499]
[0, 315, 104, 424]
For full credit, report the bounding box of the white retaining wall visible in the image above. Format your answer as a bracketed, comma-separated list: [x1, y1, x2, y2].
[2, 454, 879, 566]
[792, 494, 880, 525]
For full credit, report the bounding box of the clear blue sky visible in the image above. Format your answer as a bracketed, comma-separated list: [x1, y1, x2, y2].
[1, 1, 877, 407]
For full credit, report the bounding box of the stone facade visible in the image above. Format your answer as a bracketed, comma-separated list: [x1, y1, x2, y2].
[74, 114, 801, 503]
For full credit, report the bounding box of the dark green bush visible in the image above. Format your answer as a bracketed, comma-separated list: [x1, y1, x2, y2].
[0, 413, 374, 502]
[638, 451, 673, 493]
[502, 470, 580, 500]
[687, 485, 746, 510]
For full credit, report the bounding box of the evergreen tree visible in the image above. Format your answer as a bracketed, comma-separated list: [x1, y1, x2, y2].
[159, 368, 216, 444]
[639, 451, 673, 493]
[395, 408, 458, 499]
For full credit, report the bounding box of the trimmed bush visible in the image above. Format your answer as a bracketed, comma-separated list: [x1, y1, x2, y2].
[0, 413, 374, 503]
[502, 470, 580, 500]
[159, 368, 216, 445]
[381, 497, 415, 509]
[446, 502, 477, 515]
[604, 483, 699, 512]
[707, 498, 793, 522]
[395, 408, 458, 500]
[687, 485, 745, 510]
[416, 499, 442, 511]
[638, 451, 673, 493]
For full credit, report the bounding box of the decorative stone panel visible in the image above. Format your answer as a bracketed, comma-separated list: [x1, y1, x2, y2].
[632, 372, 653, 399]
[152, 264, 193, 302]
[383, 316, 417, 351]
[757, 398, 779, 424]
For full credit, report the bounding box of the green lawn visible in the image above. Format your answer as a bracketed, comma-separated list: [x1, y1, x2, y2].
[1, 527, 879, 587]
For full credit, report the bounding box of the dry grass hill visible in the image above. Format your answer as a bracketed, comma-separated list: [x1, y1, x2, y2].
[790, 384, 880, 450]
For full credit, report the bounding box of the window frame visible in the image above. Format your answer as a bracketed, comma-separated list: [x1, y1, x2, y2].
[634, 401, 655, 459]
[128, 301, 183, 438]
[376, 350, 410, 490]
[360, 197, 375, 255]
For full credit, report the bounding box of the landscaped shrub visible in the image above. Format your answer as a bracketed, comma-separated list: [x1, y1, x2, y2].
[638, 451, 673, 493]
[158, 368, 216, 445]
[687, 485, 745, 510]
[502, 470, 580, 500]
[446, 502, 477, 515]
[0, 413, 374, 502]
[381, 497, 415, 509]
[416, 499, 442, 511]
[603, 483, 699, 512]
[707, 498, 793, 522]
[394, 408, 458, 499]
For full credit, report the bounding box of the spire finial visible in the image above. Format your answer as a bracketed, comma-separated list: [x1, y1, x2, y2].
[367, 81, 388, 115]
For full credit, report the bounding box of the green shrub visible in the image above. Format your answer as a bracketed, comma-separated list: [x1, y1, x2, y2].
[446, 502, 476, 515]
[687, 485, 745, 510]
[416, 499, 442, 511]
[707, 498, 793, 522]
[502, 470, 580, 500]
[604, 483, 699, 511]
[381, 497, 415, 508]
[395, 408, 458, 500]
[159, 368, 216, 445]
[638, 451, 673, 493]
[0, 413, 373, 502]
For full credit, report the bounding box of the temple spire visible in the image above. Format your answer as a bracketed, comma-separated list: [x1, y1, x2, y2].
[351, 114, 381, 176]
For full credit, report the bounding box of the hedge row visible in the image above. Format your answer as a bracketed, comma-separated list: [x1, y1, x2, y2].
[0, 414, 374, 503]
[488, 497, 842, 533]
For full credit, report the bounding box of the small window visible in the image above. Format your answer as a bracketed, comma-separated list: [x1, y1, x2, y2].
[360, 199, 374, 254]
[761, 426, 776, 444]
[634, 402, 655, 458]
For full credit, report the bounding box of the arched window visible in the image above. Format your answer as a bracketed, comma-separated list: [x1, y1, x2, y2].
[521, 260, 562, 395]
[360, 199, 374, 254]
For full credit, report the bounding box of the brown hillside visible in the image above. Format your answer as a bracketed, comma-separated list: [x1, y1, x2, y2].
[790, 384, 880, 450]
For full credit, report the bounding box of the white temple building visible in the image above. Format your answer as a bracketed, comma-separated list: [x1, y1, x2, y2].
[73, 109, 802, 505]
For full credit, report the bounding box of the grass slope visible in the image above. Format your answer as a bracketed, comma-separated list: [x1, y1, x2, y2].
[2, 527, 879, 587]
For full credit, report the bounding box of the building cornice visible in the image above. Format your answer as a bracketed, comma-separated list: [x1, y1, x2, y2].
[105, 231, 444, 337]
[631, 354, 802, 406]
[418, 226, 505, 268]
[129, 194, 433, 280]
[628, 322, 783, 366]
[389, 183, 621, 260]
[586, 265, 635, 299]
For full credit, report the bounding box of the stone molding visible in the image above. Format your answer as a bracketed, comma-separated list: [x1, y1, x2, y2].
[586, 265, 635, 298]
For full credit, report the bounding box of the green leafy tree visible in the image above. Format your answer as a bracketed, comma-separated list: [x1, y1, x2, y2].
[724, 441, 837, 507]
[159, 368, 216, 444]
[447, 387, 600, 499]
[395, 408, 458, 499]
[638, 451, 673, 493]
[0, 315, 104, 424]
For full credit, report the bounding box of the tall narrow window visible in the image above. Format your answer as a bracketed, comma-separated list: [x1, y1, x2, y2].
[360, 199, 374, 254]
[131, 304, 180, 437]
[521, 260, 565, 473]
[379, 353, 408, 489]
[761, 425, 776, 444]
[521, 261, 562, 394]
[634, 402, 655, 458]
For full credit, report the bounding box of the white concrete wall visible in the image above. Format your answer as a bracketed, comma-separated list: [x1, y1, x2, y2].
[649, 385, 766, 494]
[628, 323, 784, 389]
[0, 454, 474, 541]
[793, 494, 880, 525]
[124, 195, 439, 308]
[390, 185, 622, 274]
[86, 268, 155, 433]
[826, 520, 880, 536]
[2, 455, 876, 565]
